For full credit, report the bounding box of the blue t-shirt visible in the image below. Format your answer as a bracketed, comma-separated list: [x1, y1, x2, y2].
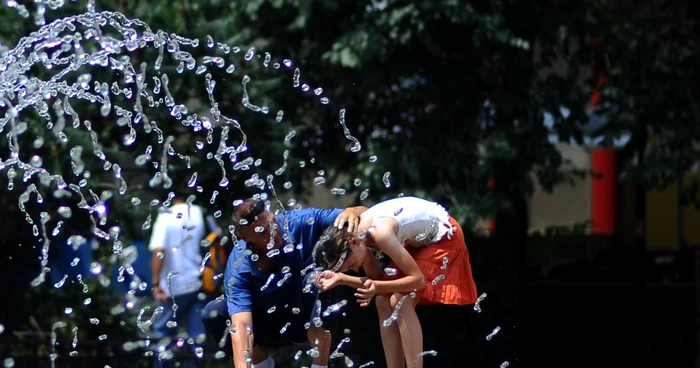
[225, 208, 343, 316]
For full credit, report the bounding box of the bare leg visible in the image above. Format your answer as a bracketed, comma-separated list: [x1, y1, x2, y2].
[307, 326, 331, 366]
[391, 293, 423, 368]
[376, 295, 405, 368]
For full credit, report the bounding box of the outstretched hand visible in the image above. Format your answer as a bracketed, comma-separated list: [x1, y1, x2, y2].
[354, 279, 376, 307]
[334, 208, 361, 233]
[315, 270, 342, 292]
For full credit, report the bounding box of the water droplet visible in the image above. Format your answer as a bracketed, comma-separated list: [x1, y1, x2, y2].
[369, 155, 378, 162]
[244, 47, 255, 60]
[486, 326, 501, 341]
[382, 172, 391, 187]
[417, 350, 438, 358]
[276, 110, 284, 122]
[360, 189, 370, 200]
[474, 293, 487, 313]
[3, 357, 15, 368]
[29, 155, 43, 167]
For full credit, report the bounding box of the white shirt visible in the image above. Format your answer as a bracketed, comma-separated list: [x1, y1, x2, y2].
[363, 196, 452, 247]
[148, 202, 205, 297]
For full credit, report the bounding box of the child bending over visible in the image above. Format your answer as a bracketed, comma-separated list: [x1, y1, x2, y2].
[313, 196, 477, 368]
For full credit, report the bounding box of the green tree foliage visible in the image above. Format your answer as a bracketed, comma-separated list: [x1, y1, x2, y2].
[216, 0, 589, 225]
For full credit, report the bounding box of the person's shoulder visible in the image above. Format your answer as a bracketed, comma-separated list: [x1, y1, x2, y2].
[281, 207, 341, 223]
[228, 246, 253, 271]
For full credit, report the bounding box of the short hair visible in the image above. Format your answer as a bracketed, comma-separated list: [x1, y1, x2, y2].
[313, 225, 355, 270]
[232, 199, 267, 228]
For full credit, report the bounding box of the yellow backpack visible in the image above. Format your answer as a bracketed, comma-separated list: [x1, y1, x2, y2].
[200, 210, 228, 294]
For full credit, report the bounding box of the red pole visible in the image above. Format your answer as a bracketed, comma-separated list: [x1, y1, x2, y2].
[590, 38, 609, 108]
[591, 148, 618, 235]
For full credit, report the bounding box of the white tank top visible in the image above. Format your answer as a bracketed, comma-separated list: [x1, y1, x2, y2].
[364, 196, 453, 247]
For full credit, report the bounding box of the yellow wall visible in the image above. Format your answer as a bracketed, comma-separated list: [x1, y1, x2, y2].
[646, 173, 700, 250]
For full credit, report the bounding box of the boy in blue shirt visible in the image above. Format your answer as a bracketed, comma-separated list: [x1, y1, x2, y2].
[201, 198, 365, 368]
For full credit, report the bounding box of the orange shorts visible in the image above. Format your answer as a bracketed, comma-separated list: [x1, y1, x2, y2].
[382, 217, 477, 305]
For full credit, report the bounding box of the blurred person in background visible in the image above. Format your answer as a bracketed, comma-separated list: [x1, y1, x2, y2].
[149, 195, 210, 364]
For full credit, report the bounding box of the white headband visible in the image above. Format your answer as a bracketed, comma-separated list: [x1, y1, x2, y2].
[329, 248, 349, 272]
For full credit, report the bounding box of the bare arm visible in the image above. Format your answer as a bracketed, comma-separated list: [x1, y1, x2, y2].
[151, 248, 165, 285]
[230, 312, 255, 368]
[368, 224, 425, 294]
[335, 250, 391, 288]
[338, 274, 368, 289]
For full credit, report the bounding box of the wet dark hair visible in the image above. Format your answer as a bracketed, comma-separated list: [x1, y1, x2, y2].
[232, 199, 266, 228]
[313, 225, 355, 270]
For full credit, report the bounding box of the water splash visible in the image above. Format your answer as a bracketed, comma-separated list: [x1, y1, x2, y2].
[382, 292, 416, 327]
[0, 1, 409, 365]
[486, 326, 501, 341]
[50, 321, 67, 368]
[474, 292, 487, 313]
[165, 271, 179, 317]
[136, 305, 164, 333]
